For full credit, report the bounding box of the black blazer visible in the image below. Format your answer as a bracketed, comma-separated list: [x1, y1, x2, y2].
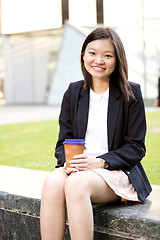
[55, 80, 152, 201]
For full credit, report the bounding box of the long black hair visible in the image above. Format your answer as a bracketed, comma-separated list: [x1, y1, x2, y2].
[81, 27, 135, 101]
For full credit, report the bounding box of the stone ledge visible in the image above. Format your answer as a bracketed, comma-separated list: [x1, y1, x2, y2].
[0, 191, 40, 216]
[0, 191, 41, 240]
[0, 187, 160, 240]
[93, 200, 160, 239]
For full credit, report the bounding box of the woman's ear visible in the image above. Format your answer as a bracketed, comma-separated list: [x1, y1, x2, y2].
[81, 52, 84, 61]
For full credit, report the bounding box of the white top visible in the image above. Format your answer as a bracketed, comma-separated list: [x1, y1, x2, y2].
[84, 88, 109, 156]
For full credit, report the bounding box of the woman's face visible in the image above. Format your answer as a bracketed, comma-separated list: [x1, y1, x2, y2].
[83, 39, 116, 83]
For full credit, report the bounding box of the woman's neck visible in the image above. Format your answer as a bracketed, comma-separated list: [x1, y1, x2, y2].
[91, 79, 109, 95]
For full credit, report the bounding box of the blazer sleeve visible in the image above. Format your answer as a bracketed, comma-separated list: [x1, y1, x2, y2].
[55, 84, 74, 167]
[98, 84, 147, 170]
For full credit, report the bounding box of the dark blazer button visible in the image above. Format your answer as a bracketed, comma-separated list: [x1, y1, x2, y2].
[126, 171, 130, 175]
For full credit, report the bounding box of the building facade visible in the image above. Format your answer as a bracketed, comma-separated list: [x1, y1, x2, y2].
[0, 0, 160, 105]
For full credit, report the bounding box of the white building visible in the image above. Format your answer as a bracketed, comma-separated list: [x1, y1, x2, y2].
[0, 0, 160, 105]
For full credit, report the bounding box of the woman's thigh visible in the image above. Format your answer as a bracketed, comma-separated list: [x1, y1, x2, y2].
[65, 170, 120, 204]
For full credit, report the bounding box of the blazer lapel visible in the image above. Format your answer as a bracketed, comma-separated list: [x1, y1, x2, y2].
[107, 82, 121, 151]
[77, 87, 90, 139]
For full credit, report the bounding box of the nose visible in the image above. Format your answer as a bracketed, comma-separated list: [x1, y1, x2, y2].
[94, 56, 104, 64]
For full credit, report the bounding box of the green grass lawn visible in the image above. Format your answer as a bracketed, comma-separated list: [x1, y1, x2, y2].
[0, 111, 160, 184]
[0, 120, 59, 171]
[142, 111, 160, 184]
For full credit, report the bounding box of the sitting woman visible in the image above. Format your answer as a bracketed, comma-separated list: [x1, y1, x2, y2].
[40, 27, 152, 240]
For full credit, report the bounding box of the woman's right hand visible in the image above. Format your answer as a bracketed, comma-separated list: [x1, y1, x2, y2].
[63, 163, 79, 175]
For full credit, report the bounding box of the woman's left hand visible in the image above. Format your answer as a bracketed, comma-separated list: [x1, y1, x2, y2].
[69, 154, 103, 171]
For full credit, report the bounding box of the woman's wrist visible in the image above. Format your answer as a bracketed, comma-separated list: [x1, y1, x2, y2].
[99, 158, 105, 169]
[99, 158, 109, 169]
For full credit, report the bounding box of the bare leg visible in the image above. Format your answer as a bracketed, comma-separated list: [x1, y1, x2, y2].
[40, 168, 68, 240]
[65, 171, 120, 240]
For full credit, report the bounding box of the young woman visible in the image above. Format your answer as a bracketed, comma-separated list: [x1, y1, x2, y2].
[40, 27, 152, 240]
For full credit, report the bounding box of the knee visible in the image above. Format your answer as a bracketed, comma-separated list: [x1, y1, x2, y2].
[41, 169, 66, 200]
[65, 173, 90, 202]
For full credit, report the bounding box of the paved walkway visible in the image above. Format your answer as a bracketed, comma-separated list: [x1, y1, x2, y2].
[0, 105, 60, 125]
[0, 105, 159, 125]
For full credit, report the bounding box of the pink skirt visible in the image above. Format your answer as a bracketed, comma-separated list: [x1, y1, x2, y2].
[93, 168, 140, 202]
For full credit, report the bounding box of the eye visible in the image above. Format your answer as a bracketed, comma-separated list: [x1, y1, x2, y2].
[89, 52, 95, 55]
[105, 54, 112, 58]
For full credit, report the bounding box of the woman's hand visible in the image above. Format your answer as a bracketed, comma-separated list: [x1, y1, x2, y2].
[69, 154, 103, 171]
[62, 162, 79, 175]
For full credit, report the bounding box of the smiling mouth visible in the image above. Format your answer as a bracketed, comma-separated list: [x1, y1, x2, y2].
[92, 66, 106, 72]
